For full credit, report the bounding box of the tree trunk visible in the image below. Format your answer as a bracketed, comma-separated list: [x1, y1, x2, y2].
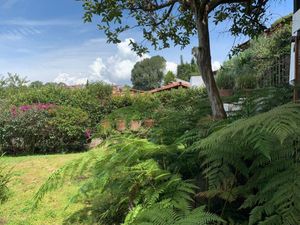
[193, 7, 227, 119]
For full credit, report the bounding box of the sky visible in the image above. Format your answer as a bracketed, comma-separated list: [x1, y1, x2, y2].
[0, 0, 294, 85]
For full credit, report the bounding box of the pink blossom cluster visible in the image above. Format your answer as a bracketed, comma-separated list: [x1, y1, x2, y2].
[11, 103, 56, 116]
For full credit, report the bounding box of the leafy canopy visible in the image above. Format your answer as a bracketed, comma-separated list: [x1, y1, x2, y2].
[81, 0, 270, 55]
[131, 56, 166, 90]
[163, 71, 176, 85]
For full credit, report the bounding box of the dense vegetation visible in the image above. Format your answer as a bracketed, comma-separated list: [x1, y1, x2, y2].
[131, 56, 166, 91]
[1, 12, 298, 224]
[216, 17, 291, 90]
[32, 102, 299, 225]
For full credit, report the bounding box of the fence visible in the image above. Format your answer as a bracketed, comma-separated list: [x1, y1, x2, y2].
[258, 54, 290, 87]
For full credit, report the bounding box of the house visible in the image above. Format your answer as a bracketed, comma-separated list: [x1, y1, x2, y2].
[290, 0, 300, 100]
[149, 80, 190, 94]
[190, 76, 205, 88]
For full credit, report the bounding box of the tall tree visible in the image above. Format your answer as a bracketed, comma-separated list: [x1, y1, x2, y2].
[131, 56, 166, 90]
[177, 56, 200, 81]
[81, 0, 269, 118]
[164, 71, 176, 85]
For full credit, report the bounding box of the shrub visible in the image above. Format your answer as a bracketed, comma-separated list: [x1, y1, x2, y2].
[219, 21, 291, 89]
[0, 104, 90, 155]
[33, 137, 222, 225]
[150, 88, 210, 144]
[235, 74, 256, 89]
[0, 82, 112, 128]
[216, 72, 235, 89]
[191, 103, 300, 224]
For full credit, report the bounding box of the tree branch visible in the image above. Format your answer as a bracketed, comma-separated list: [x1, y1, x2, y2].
[152, 2, 176, 26]
[208, 0, 250, 13]
[129, 0, 179, 12]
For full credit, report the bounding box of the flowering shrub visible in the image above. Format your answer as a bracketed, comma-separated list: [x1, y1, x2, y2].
[0, 104, 89, 155]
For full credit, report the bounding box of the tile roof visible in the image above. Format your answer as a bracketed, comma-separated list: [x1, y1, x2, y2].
[149, 81, 190, 94]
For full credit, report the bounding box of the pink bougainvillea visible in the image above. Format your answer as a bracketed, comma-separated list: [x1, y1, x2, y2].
[10, 103, 56, 116]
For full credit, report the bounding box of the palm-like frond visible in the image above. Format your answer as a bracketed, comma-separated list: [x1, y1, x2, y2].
[194, 103, 300, 224]
[33, 137, 199, 224]
[128, 205, 224, 225]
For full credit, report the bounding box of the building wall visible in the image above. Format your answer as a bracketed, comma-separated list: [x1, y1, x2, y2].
[290, 9, 300, 84]
[292, 9, 300, 35]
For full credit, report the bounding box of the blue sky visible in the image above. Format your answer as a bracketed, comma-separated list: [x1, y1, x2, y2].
[0, 0, 293, 85]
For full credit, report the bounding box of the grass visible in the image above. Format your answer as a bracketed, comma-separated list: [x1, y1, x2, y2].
[0, 153, 85, 225]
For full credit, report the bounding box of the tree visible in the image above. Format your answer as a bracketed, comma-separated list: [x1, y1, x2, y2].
[131, 56, 166, 90]
[30, 81, 44, 88]
[164, 71, 176, 85]
[177, 56, 200, 81]
[81, 0, 269, 118]
[5, 73, 28, 88]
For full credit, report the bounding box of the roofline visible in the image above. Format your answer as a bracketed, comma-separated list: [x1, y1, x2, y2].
[149, 81, 190, 94]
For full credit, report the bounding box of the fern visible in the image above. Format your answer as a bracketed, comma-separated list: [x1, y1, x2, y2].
[127, 205, 224, 225]
[193, 103, 300, 224]
[33, 137, 199, 224]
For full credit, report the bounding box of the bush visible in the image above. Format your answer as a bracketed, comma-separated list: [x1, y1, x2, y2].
[0, 82, 112, 128]
[0, 104, 90, 155]
[216, 72, 235, 89]
[219, 20, 291, 89]
[150, 88, 210, 144]
[235, 74, 256, 89]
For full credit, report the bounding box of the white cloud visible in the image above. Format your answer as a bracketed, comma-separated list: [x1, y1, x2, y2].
[165, 61, 178, 74]
[212, 61, 221, 71]
[90, 38, 149, 84]
[51, 38, 148, 85]
[89, 57, 106, 77]
[54, 73, 88, 85]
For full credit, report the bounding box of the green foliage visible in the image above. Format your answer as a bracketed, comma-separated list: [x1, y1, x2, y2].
[33, 137, 206, 224]
[216, 72, 235, 89]
[33, 101, 300, 225]
[192, 103, 300, 224]
[128, 205, 223, 225]
[235, 74, 256, 89]
[150, 88, 210, 145]
[131, 56, 166, 90]
[0, 156, 11, 204]
[0, 81, 113, 128]
[177, 57, 199, 82]
[104, 94, 159, 123]
[81, 0, 269, 55]
[164, 71, 176, 85]
[29, 81, 44, 88]
[0, 73, 28, 88]
[220, 20, 291, 88]
[235, 87, 292, 119]
[0, 105, 89, 155]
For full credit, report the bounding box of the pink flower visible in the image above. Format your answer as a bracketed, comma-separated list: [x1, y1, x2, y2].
[10, 103, 57, 117]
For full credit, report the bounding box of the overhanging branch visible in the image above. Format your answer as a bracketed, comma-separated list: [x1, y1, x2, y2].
[208, 0, 250, 13]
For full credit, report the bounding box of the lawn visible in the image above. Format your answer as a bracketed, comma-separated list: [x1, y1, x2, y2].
[0, 153, 85, 225]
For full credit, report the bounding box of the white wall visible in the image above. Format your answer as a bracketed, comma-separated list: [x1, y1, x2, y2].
[190, 76, 205, 87]
[292, 9, 300, 35]
[290, 9, 300, 84]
